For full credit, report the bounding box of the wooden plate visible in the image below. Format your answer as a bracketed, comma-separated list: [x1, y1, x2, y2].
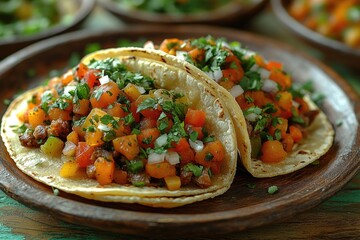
[0, 25, 359, 237]
[0, 0, 95, 59]
[98, 0, 267, 25]
[271, 0, 360, 68]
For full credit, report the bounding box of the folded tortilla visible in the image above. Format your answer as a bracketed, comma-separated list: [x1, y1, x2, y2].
[1, 48, 240, 207]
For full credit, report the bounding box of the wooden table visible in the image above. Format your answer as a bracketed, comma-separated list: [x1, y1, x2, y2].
[1, 5, 360, 240]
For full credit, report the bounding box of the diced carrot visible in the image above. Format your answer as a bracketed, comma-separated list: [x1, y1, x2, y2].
[85, 128, 104, 147]
[73, 99, 91, 116]
[195, 140, 225, 168]
[94, 157, 115, 185]
[48, 108, 72, 121]
[145, 162, 176, 179]
[289, 125, 303, 143]
[173, 138, 191, 152]
[159, 38, 183, 53]
[84, 69, 99, 88]
[28, 107, 48, 128]
[90, 81, 121, 108]
[188, 48, 205, 62]
[219, 79, 235, 90]
[260, 140, 287, 163]
[222, 68, 243, 83]
[185, 108, 206, 127]
[67, 131, 79, 145]
[75, 142, 95, 168]
[235, 94, 255, 110]
[113, 168, 128, 184]
[164, 176, 181, 190]
[137, 128, 160, 149]
[129, 102, 141, 123]
[248, 91, 273, 108]
[269, 69, 291, 90]
[276, 91, 293, 114]
[112, 134, 140, 160]
[105, 103, 126, 118]
[254, 54, 267, 68]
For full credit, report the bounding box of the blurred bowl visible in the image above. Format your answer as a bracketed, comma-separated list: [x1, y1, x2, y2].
[0, 0, 95, 59]
[98, 0, 267, 25]
[271, 0, 360, 68]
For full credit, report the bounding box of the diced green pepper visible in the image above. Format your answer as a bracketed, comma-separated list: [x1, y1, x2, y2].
[40, 136, 64, 157]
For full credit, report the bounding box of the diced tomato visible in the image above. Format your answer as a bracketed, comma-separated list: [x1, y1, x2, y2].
[129, 102, 141, 123]
[76, 63, 88, 79]
[269, 70, 291, 90]
[139, 108, 162, 119]
[113, 168, 128, 184]
[140, 118, 157, 130]
[222, 68, 243, 83]
[173, 138, 190, 152]
[188, 48, 205, 62]
[276, 91, 293, 114]
[268, 118, 288, 138]
[137, 128, 160, 149]
[178, 148, 195, 165]
[266, 61, 283, 70]
[75, 142, 95, 168]
[195, 140, 225, 168]
[289, 125, 303, 143]
[185, 109, 206, 127]
[260, 140, 287, 163]
[84, 69, 99, 88]
[281, 134, 294, 152]
[159, 38, 183, 53]
[145, 162, 176, 179]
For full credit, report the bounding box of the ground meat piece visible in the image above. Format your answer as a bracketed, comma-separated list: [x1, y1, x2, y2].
[128, 173, 150, 186]
[46, 119, 71, 139]
[90, 148, 112, 162]
[193, 168, 212, 188]
[180, 168, 193, 186]
[86, 164, 96, 179]
[19, 131, 40, 148]
[33, 125, 47, 140]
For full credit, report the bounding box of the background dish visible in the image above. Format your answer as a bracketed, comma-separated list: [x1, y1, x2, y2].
[0, 25, 359, 237]
[0, 0, 95, 59]
[271, 0, 360, 68]
[98, 0, 267, 25]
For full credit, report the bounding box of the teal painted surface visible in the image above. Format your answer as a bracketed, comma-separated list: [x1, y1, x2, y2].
[0, 224, 24, 240]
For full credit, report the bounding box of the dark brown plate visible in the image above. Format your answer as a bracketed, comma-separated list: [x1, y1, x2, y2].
[0, 0, 95, 59]
[0, 25, 359, 237]
[271, 0, 360, 68]
[98, 0, 267, 25]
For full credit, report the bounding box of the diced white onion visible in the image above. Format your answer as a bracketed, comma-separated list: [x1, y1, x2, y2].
[62, 141, 76, 157]
[148, 152, 165, 164]
[144, 41, 155, 49]
[135, 85, 146, 94]
[213, 69, 223, 82]
[189, 140, 204, 152]
[155, 134, 168, 147]
[176, 51, 188, 61]
[165, 151, 180, 165]
[99, 75, 110, 85]
[245, 113, 259, 122]
[259, 68, 270, 79]
[262, 79, 278, 93]
[292, 100, 300, 108]
[229, 85, 244, 98]
[97, 123, 111, 132]
[204, 71, 215, 80]
[63, 85, 76, 96]
[221, 41, 231, 49]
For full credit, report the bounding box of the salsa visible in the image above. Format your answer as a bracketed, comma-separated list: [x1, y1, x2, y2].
[0, 0, 64, 39]
[155, 36, 319, 164]
[16, 57, 226, 190]
[289, 0, 360, 47]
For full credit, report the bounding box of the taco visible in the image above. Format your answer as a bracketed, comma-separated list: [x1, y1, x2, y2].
[150, 36, 334, 177]
[1, 47, 239, 207]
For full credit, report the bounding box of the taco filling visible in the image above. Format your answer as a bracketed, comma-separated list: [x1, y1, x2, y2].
[151, 36, 334, 177]
[1, 48, 238, 207]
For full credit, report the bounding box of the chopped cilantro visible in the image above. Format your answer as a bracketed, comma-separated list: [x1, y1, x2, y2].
[240, 71, 262, 91]
[124, 114, 135, 125]
[131, 128, 141, 135]
[189, 131, 198, 142]
[75, 83, 90, 100]
[93, 88, 104, 101]
[203, 135, 215, 143]
[100, 114, 119, 129]
[126, 160, 144, 173]
[142, 136, 152, 145]
[184, 163, 203, 177]
[137, 98, 156, 112]
[268, 185, 279, 194]
[15, 124, 28, 134]
[102, 130, 116, 142]
[274, 129, 282, 141]
[133, 182, 145, 187]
